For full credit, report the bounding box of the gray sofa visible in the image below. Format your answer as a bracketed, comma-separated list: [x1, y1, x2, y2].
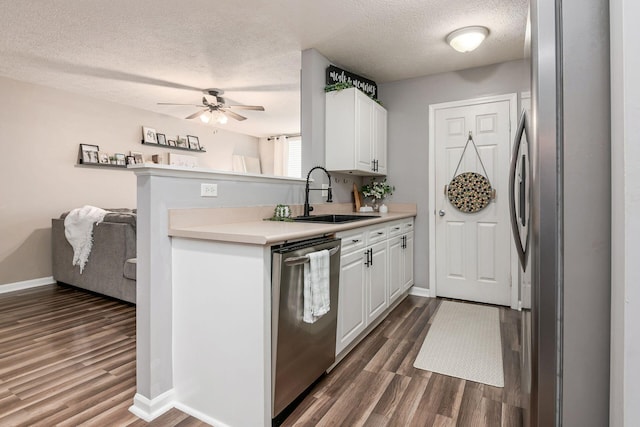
[51, 209, 137, 303]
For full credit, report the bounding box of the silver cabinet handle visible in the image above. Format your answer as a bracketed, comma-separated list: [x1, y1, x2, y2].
[439, 210, 446, 217]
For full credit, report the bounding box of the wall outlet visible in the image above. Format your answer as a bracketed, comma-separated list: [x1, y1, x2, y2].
[200, 183, 218, 197]
[322, 183, 329, 197]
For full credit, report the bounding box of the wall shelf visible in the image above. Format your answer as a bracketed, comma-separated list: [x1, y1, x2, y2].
[76, 161, 128, 169]
[141, 141, 206, 153]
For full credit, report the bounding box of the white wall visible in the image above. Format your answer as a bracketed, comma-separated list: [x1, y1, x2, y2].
[610, 0, 640, 424]
[0, 76, 259, 287]
[379, 60, 530, 290]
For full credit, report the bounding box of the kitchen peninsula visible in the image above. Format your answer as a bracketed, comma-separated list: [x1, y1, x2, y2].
[129, 164, 416, 427]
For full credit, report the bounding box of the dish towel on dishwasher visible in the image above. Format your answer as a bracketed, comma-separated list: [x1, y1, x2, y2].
[303, 249, 331, 323]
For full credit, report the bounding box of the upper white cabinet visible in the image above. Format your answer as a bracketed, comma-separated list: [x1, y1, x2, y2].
[326, 87, 387, 176]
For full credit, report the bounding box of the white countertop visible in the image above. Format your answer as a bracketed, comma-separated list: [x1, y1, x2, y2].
[168, 210, 416, 245]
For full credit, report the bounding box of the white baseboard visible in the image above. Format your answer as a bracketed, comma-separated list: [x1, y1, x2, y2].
[409, 286, 430, 298]
[129, 390, 174, 422]
[173, 402, 232, 427]
[0, 276, 54, 294]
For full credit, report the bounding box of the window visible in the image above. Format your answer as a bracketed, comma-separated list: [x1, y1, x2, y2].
[286, 137, 302, 178]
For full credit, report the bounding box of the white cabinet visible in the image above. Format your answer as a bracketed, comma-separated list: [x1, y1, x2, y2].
[388, 221, 415, 302]
[335, 218, 414, 355]
[366, 240, 388, 324]
[388, 235, 403, 303]
[402, 232, 414, 291]
[326, 87, 387, 176]
[336, 249, 367, 354]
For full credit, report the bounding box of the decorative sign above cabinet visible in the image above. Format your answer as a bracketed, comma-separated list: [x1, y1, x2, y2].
[326, 65, 378, 99]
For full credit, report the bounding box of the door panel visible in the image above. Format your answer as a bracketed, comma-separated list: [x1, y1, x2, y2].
[366, 242, 387, 323]
[445, 222, 465, 278]
[388, 237, 402, 303]
[336, 250, 366, 354]
[435, 99, 512, 306]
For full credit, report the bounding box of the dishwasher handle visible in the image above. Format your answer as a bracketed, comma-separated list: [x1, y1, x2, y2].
[283, 245, 340, 266]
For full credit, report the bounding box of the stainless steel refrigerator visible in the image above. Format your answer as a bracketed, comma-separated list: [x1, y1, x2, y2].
[522, 0, 611, 426]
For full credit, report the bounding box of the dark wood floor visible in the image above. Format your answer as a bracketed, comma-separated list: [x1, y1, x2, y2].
[0, 284, 207, 427]
[0, 285, 525, 426]
[282, 296, 526, 427]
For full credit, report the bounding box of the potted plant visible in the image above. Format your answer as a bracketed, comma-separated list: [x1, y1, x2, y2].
[361, 179, 394, 212]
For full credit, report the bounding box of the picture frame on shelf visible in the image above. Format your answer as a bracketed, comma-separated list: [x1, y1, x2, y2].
[98, 151, 110, 164]
[114, 153, 126, 166]
[157, 133, 167, 145]
[130, 151, 144, 164]
[168, 139, 176, 147]
[176, 137, 188, 148]
[126, 156, 136, 166]
[187, 135, 200, 150]
[80, 144, 99, 164]
[142, 126, 157, 144]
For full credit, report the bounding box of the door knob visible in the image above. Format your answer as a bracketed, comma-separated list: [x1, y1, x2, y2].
[439, 210, 446, 217]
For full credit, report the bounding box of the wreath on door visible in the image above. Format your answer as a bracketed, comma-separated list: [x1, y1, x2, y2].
[446, 133, 495, 213]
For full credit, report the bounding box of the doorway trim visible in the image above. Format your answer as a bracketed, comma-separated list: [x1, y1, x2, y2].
[428, 93, 519, 309]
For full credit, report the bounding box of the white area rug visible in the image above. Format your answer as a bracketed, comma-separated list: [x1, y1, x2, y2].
[414, 301, 504, 387]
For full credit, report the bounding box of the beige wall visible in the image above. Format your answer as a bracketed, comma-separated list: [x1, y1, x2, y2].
[0, 76, 259, 286]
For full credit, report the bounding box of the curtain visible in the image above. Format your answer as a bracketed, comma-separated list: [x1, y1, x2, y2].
[273, 136, 289, 176]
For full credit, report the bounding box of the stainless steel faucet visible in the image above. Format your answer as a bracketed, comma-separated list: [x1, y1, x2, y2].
[303, 166, 333, 216]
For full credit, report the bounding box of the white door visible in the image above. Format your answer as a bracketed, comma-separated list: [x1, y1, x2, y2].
[434, 98, 513, 306]
[373, 103, 387, 174]
[402, 232, 414, 291]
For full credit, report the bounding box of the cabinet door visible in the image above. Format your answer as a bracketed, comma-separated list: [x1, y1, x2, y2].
[388, 236, 403, 304]
[336, 250, 367, 355]
[356, 92, 374, 172]
[373, 103, 387, 174]
[402, 232, 415, 291]
[366, 241, 388, 324]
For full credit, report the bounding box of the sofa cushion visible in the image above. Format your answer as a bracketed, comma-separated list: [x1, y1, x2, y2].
[124, 258, 137, 281]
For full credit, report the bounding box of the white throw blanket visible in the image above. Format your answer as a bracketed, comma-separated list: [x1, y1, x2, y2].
[64, 205, 108, 273]
[303, 249, 330, 324]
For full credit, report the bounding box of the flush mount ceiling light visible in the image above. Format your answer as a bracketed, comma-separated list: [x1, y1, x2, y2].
[446, 26, 489, 53]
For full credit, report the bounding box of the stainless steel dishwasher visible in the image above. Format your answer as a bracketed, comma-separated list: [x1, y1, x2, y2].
[271, 235, 341, 418]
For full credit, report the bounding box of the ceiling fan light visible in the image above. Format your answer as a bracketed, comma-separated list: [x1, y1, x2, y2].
[217, 113, 228, 124]
[199, 112, 211, 123]
[446, 26, 489, 53]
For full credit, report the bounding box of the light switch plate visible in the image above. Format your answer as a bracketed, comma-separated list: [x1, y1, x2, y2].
[201, 183, 218, 197]
[322, 183, 329, 197]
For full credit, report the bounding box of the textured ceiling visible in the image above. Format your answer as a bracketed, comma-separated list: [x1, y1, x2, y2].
[0, 0, 528, 137]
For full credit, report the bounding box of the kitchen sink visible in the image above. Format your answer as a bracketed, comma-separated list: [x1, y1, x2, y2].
[293, 214, 379, 224]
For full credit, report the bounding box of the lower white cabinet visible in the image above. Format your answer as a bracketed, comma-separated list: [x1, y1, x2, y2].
[402, 232, 414, 291]
[366, 240, 388, 324]
[336, 218, 414, 356]
[336, 250, 367, 354]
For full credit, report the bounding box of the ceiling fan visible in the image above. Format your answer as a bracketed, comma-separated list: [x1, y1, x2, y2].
[158, 88, 265, 124]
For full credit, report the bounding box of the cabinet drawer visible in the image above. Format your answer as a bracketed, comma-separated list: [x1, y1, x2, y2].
[402, 220, 414, 233]
[367, 226, 387, 244]
[338, 230, 366, 253]
[387, 221, 403, 237]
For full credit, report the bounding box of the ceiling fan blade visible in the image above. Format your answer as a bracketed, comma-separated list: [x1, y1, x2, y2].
[226, 105, 265, 111]
[185, 109, 208, 120]
[220, 109, 247, 121]
[158, 102, 206, 107]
